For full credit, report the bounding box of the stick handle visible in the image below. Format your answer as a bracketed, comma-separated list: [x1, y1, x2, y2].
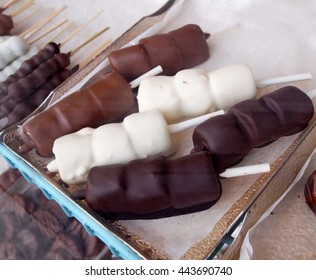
[21, 6, 67, 39]
[130, 65, 163, 88]
[255, 72, 312, 88]
[219, 163, 270, 178]
[10, 0, 34, 17]
[168, 110, 224, 134]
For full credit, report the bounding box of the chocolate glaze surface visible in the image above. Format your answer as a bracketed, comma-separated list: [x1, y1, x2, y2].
[108, 24, 210, 81]
[192, 86, 314, 173]
[23, 72, 137, 157]
[0, 14, 13, 35]
[86, 151, 222, 220]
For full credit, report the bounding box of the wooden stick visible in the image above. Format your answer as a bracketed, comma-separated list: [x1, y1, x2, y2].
[60, 10, 103, 46]
[28, 19, 69, 44]
[2, 0, 19, 10]
[45, 20, 73, 45]
[79, 39, 112, 68]
[71, 26, 110, 55]
[14, 6, 41, 27]
[21, 5, 67, 39]
[20, 8, 55, 37]
[10, 0, 34, 17]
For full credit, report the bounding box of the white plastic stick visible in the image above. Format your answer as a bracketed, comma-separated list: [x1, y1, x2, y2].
[129, 65, 163, 88]
[220, 163, 270, 178]
[255, 72, 312, 88]
[168, 110, 224, 134]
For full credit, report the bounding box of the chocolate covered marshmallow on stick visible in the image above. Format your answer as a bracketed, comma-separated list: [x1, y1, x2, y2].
[82, 86, 314, 220]
[21, 24, 212, 157]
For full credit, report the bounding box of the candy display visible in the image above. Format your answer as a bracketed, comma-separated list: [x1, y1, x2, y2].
[85, 151, 222, 220]
[191, 86, 314, 173]
[108, 24, 210, 81]
[22, 72, 137, 157]
[0, 42, 60, 95]
[81, 86, 314, 220]
[0, 0, 315, 262]
[47, 110, 175, 184]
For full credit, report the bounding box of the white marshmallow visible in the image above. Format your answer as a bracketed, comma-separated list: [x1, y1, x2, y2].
[48, 127, 94, 184]
[137, 64, 257, 123]
[208, 64, 257, 110]
[0, 36, 28, 69]
[47, 110, 175, 184]
[138, 75, 181, 123]
[173, 69, 215, 117]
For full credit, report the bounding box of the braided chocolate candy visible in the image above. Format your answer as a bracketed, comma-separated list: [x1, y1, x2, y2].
[0, 53, 70, 118]
[85, 151, 222, 220]
[191, 86, 314, 173]
[0, 42, 60, 97]
[108, 24, 210, 81]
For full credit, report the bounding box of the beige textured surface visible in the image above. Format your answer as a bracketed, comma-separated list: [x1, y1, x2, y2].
[242, 149, 316, 260]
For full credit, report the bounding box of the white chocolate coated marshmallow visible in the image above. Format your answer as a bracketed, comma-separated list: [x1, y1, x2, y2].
[47, 110, 175, 184]
[0, 36, 28, 69]
[137, 64, 257, 123]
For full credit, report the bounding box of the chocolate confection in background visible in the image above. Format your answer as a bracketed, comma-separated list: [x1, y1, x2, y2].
[0, 168, 111, 260]
[108, 24, 210, 82]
